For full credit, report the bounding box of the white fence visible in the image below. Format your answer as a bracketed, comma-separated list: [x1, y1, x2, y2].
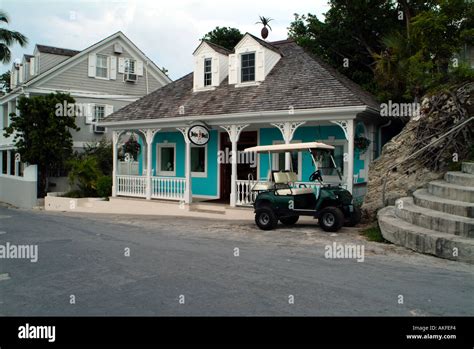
[117, 175, 146, 197]
[151, 177, 185, 200]
[116, 175, 185, 201]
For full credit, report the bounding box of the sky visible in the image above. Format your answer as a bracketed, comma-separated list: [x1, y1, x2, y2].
[0, 0, 330, 80]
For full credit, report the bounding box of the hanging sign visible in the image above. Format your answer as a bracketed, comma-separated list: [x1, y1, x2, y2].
[188, 125, 210, 146]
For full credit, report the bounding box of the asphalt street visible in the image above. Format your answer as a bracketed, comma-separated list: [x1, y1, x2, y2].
[0, 206, 472, 316]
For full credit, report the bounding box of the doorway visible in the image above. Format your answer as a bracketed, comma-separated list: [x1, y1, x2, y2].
[219, 131, 258, 202]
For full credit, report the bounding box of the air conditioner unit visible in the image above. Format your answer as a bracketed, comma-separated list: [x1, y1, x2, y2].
[124, 73, 137, 82]
[93, 124, 106, 134]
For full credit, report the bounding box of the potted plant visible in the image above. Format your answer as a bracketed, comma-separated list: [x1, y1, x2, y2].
[354, 136, 371, 154]
[122, 134, 141, 161]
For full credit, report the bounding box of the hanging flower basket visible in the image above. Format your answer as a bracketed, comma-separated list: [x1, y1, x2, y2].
[122, 134, 141, 161]
[354, 136, 371, 154]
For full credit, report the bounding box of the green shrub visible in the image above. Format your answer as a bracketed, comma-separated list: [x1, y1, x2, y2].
[67, 156, 102, 197]
[97, 176, 112, 198]
[360, 225, 389, 243]
[62, 189, 84, 198]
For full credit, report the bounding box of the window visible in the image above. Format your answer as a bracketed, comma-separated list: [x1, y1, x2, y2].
[204, 58, 212, 87]
[191, 146, 206, 177]
[96, 54, 108, 78]
[241, 53, 255, 82]
[125, 59, 136, 74]
[157, 143, 176, 176]
[9, 150, 15, 175]
[93, 105, 105, 122]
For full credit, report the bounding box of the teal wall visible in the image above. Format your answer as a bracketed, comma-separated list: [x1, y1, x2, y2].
[258, 125, 366, 182]
[147, 130, 218, 197]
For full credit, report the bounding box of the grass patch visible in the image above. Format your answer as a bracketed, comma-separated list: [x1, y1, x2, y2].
[360, 225, 389, 243]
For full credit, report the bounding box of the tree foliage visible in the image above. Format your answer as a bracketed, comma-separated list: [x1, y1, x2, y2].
[0, 10, 28, 63]
[0, 70, 10, 94]
[289, 0, 473, 102]
[202, 26, 243, 51]
[3, 93, 80, 196]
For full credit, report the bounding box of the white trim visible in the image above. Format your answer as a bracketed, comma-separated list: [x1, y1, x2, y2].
[101, 106, 369, 128]
[217, 130, 221, 199]
[190, 143, 208, 178]
[156, 142, 176, 176]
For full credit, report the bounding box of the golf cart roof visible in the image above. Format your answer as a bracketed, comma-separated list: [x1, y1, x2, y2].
[243, 141, 335, 154]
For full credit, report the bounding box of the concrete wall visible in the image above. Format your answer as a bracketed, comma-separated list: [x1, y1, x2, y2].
[0, 164, 38, 208]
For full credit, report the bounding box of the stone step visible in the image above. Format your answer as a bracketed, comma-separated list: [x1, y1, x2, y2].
[445, 171, 474, 187]
[428, 180, 474, 203]
[413, 189, 474, 218]
[394, 197, 474, 238]
[378, 206, 474, 264]
[462, 162, 474, 175]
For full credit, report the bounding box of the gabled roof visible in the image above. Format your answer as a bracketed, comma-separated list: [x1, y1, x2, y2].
[194, 40, 232, 56]
[1, 31, 171, 98]
[22, 54, 34, 63]
[35, 44, 80, 57]
[103, 40, 379, 124]
[242, 32, 282, 55]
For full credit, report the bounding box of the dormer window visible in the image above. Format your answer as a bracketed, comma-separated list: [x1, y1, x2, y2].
[204, 58, 212, 87]
[241, 53, 255, 82]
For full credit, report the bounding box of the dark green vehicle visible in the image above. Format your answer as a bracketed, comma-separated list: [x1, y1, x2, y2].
[243, 142, 361, 232]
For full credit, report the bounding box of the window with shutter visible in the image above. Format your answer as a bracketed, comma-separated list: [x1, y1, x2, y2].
[204, 58, 212, 87]
[96, 54, 108, 78]
[241, 53, 255, 82]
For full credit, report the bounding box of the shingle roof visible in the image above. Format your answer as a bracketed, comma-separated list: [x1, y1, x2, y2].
[36, 44, 80, 57]
[104, 40, 379, 123]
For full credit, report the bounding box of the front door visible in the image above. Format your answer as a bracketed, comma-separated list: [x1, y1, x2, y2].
[219, 131, 258, 202]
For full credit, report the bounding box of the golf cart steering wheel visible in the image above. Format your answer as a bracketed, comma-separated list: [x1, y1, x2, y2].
[309, 170, 323, 183]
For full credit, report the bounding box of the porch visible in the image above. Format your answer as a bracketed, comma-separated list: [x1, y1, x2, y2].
[107, 112, 378, 208]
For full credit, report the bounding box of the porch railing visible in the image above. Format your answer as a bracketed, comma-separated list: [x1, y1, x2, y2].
[117, 175, 146, 197]
[151, 176, 185, 200]
[116, 175, 185, 200]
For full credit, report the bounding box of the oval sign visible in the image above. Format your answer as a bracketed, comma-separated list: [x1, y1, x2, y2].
[188, 125, 210, 146]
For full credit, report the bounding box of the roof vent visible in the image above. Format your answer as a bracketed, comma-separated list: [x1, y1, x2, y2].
[113, 44, 123, 54]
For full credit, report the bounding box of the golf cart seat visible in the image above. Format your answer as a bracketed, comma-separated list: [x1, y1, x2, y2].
[273, 172, 315, 196]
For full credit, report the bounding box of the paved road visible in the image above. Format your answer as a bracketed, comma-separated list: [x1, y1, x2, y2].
[0, 206, 472, 316]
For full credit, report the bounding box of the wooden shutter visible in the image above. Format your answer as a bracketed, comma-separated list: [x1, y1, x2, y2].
[228, 54, 237, 84]
[105, 105, 114, 116]
[88, 54, 96, 77]
[118, 57, 125, 74]
[256, 50, 264, 81]
[136, 60, 143, 76]
[110, 56, 117, 80]
[29, 58, 35, 76]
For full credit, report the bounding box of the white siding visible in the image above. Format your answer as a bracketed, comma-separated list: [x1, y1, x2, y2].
[193, 42, 228, 91]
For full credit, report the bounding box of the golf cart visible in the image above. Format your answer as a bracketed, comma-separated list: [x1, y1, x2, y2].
[243, 142, 361, 232]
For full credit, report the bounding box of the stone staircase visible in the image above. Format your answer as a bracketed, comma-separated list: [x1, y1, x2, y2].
[378, 162, 474, 264]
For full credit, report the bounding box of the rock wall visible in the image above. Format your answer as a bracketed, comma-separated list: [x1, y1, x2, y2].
[362, 82, 474, 220]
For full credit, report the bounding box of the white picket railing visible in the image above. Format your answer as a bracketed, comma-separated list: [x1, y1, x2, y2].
[151, 177, 186, 200]
[117, 175, 146, 197]
[235, 180, 324, 206]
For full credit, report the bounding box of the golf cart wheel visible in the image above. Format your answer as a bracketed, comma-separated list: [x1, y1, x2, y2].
[319, 207, 344, 232]
[255, 207, 278, 230]
[280, 215, 299, 226]
[344, 206, 361, 227]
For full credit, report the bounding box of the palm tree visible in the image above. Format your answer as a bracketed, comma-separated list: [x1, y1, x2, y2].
[0, 10, 27, 64]
[256, 16, 273, 40]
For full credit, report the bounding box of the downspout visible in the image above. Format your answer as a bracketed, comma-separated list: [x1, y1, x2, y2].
[378, 120, 392, 155]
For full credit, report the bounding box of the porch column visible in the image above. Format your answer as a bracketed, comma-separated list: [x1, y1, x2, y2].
[221, 124, 249, 207]
[330, 119, 355, 194]
[141, 128, 160, 200]
[271, 122, 306, 170]
[177, 127, 192, 204]
[111, 130, 121, 197]
[347, 120, 355, 194]
[6, 149, 11, 176]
